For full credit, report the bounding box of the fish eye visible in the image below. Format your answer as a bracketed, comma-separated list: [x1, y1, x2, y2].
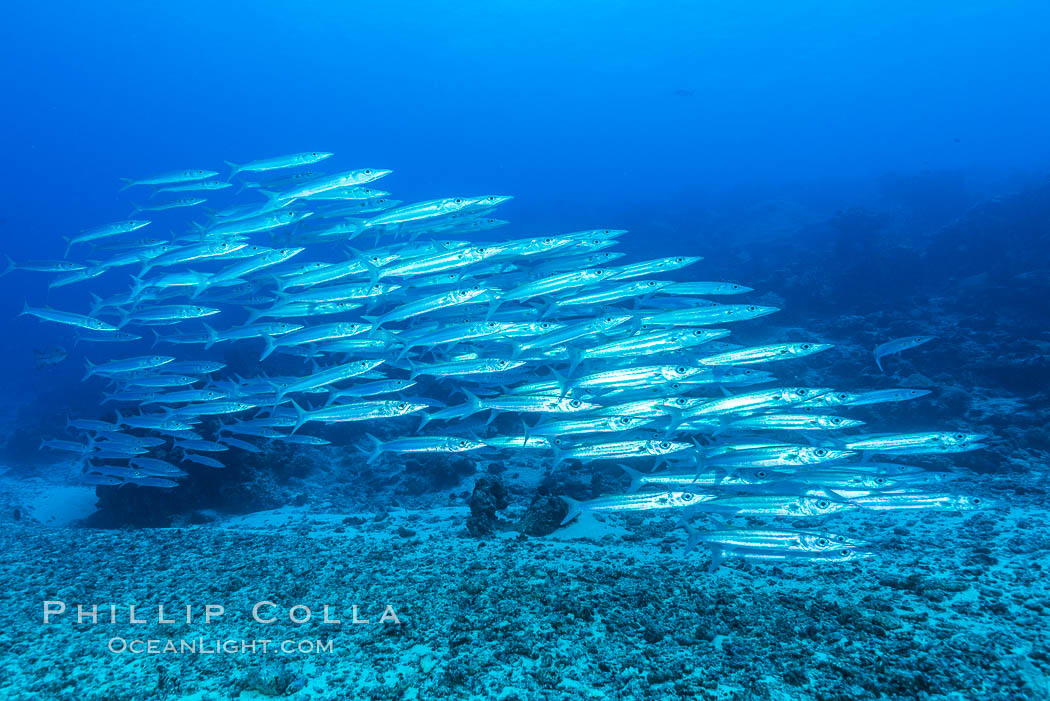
[972, 497, 981, 504]
[747, 306, 757, 311]
[777, 348, 788, 355]
[458, 440, 466, 447]
[954, 433, 964, 440]
[817, 500, 830, 509]
[604, 316, 613, 322]
[798, 389, 808, 396]
[802, 343, 811, 350]
[454, 198, 463, 203]
[675, 398, 687, 406]
[682, 493, 694, 501]
[875, 477, 886, 485]
[364, 169, 372, 174]
[756, 470, 768, 478]
[397, 402, 407, 409]
[569, 400, 582, 408]
[815, 449, 828, 457]
[676, 366, 686, 373]
[675, 257, 684, 263]
[817, 538, 829, 546]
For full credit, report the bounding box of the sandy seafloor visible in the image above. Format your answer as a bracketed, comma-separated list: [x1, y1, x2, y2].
[1, 458, 1048, 701]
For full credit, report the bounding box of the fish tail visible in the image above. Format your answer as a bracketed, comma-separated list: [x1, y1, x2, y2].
[460, 387, 484, 416]
[361, 315, 380, 337]
[551, 444, 565, 470]
[88, 292, 104, 317]
[259, 335, 278, 362]
[118, 177, 134, 192]
[558, 495, 581, 526]
[364, 433, 383, 465]
[484, 297, 501, 321]
[618, 463, 644, 492]
[683, 523, 704, 555]
[0, 254, 15, 277]
[82, 358, 96, 381]
[566, 347, 584, 375]
[62, 236, 73, 258]
[256, 188, 282, 204]
[289, 399, 307, 435]
[18, 299, 31, 317]
[224, 160, 241, 178]
[202, 323, 219, 350]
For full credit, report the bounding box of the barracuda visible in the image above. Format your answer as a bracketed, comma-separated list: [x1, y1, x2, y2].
[274, 359, 386, 402]
[555, 280, 673, 307]
[580, 328, 731, 360]
[845, 432, 987, 454]
[560, 491, 714, 525]
[685, 492, 857, 517]
[366, 286, 495, 327]
[606, 256, 703, 281]
[845, 493, 986, 511]
[365, 434, 485, 464]
[529, 415, 654, 437]
[558, 438, 691, 463]
[641, 304, 779, 327]
[723, 414, 865, 432]
[376, 246, 500, 278]
[290, 399, 428, 433]
[502, 268, 611, 302]
[701, 446, 856, 468]
[362, 195, 510, 228]
[620, 465, 786, 491]
[663, 281, 753, 296]
[515, 313, 631, 355]
[699, 342, 833, 366]
[687, 387, 831, 417]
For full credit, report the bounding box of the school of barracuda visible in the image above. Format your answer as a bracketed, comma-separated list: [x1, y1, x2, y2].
[13, 151, 989, 568]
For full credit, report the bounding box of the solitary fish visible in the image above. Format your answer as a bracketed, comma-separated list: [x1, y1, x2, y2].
[33, 347, 68, 369]
[874, 335, 935, 372]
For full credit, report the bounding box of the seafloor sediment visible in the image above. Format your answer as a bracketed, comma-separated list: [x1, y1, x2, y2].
[1, 480, 1047, 701]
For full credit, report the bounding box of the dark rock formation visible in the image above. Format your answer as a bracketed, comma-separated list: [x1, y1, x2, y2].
[518, 495, 568, 537]
[466, 475, 509, 537]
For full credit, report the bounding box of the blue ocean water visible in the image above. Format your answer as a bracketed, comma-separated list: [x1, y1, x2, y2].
[1, 2, 1049, 699]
